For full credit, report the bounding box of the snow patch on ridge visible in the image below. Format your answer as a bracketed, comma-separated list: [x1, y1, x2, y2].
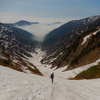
[81, 29, 100, 45]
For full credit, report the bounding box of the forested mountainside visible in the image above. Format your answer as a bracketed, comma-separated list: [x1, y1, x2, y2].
[41, 16, 100, 54]
[0, 23, 42, 75]
[41, 17, 100, 70]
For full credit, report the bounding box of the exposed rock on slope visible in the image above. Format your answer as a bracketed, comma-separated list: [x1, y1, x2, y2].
[0, 23, 42, 75]
[41, 16, 100, 71]
[41, 16, 100, 54]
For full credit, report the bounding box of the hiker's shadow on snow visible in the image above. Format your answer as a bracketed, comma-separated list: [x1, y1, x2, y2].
[51, 83, 55, 100]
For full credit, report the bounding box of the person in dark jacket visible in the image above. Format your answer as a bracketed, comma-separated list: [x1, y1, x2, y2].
[50, 72, 54, 83]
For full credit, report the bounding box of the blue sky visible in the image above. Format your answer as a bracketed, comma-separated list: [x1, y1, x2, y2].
[0, 0, 100, 23]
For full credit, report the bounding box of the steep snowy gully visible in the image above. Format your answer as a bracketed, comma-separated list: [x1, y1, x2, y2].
[0, 48, 100, 100]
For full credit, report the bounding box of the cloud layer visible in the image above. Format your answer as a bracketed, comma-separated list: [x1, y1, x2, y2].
[16, 23, 63, 42]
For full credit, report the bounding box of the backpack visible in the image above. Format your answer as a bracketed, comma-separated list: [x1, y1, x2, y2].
[50, 74, 54, 79]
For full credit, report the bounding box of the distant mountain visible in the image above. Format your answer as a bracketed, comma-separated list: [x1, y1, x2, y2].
[41, 15, 100, 54]
[15, 20, 39, 26]
[41, 16, 100, 70]
[0, 23, 42, 75]
[15, 20, 32, 26]
[32, 22, 39, 24]
[48, 22, 62, 25]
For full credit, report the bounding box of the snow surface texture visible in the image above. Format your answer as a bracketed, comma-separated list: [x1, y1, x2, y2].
[0, 47, 100, 100]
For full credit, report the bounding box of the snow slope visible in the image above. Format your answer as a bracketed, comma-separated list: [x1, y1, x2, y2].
[0, 65, 100, 100]
[28, 48, 100, 79]
[0, 47, 100, 100]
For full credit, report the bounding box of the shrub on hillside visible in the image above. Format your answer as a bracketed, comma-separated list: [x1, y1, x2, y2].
[3, 59, 11, 66]
[74, 65, 100, 79]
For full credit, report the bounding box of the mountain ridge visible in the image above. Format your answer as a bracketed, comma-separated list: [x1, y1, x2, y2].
[41, 16, 100, 71]
[41, 15, 100, 54]
[15, 20, 39, 26]
[0, 15, 100, 76]
[0, 22, 42, 75]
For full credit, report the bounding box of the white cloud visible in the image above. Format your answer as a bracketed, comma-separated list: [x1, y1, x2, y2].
[16, 23, 63, 42]
[0, 11, 84, 42]
[0, 12, 70, 42]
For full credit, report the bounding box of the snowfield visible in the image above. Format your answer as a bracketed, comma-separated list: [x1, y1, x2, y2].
[0, 65, 100, 100]
[0, 48, 100, 100]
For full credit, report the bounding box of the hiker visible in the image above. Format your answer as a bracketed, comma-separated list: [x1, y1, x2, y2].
[50, 72, 54, 83]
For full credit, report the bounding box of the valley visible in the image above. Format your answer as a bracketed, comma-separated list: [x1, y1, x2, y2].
[0, 15, 100, 100]
[0, 15, 100, 76]
[0, 0, 100, 99]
